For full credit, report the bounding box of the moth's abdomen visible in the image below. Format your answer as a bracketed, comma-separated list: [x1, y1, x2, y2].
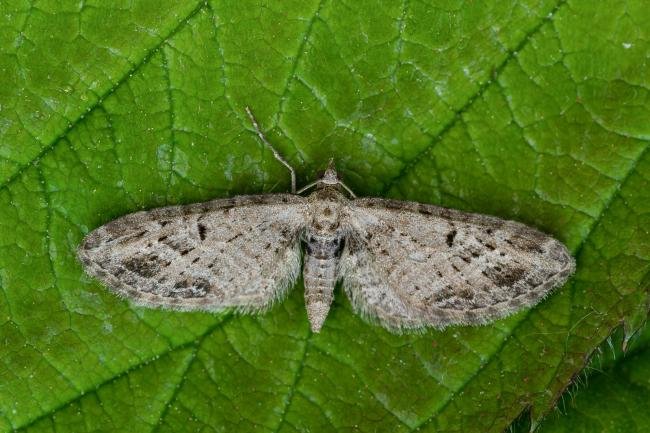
[304, 256, 337, 289]
[303, 235, 342, 332]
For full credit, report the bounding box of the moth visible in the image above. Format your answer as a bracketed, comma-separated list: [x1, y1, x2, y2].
[78, 108, 575, 333]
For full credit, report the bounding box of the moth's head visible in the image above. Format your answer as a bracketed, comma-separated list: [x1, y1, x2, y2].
[319, 158, 340, 186]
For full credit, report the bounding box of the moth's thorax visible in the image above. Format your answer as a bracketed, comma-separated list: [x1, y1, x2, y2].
[304, 187, 347, 259]
[307, 185, 348, 203]
[303, 187, 348, 332]
[306, 187, 348, 232]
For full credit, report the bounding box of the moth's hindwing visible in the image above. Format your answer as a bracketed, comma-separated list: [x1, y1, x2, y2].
[78, 194, 308, 312]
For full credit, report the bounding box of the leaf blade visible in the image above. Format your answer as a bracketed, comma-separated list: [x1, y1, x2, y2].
[0, 1, 648, 432]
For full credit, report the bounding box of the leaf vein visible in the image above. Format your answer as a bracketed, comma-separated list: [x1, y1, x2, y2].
[382, 0, 568, 194]
[0, 1, 207, 194]
[12, 317, 231, 431]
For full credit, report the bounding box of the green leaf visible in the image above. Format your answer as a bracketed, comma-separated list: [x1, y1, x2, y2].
[536, 327, 650, 433]
[0, 1, 648, 432]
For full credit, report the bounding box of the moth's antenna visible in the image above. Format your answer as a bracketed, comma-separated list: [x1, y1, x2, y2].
[297, 180, 357, 198]
[296, 181, 318, 195]
[296, 160, 357, 198]
[338, 181, 357, 198]
[245, 106, 297, 194]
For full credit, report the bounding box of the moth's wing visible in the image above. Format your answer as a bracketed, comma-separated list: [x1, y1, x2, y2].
[339, 198, 575, 332]
[78, 194, 309, 312]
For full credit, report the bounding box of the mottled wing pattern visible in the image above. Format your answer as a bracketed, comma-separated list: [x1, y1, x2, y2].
[78, 194, 308, 312]
[339, 198, 575, 332]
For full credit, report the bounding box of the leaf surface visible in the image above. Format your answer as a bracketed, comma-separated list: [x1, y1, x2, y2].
[536, 327, 650, 433]
[0, 1, 648, 432]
